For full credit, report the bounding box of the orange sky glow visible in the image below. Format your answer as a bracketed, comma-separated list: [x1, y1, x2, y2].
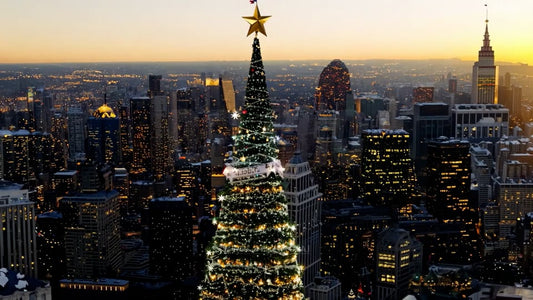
[1, 0, 532, 64]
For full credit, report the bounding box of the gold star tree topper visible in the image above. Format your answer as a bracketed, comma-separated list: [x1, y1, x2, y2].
[242, 4, 271, 37]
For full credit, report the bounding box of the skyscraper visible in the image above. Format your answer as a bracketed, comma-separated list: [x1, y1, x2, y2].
[284, 151, 322, 296]
[361, 129, 416, 208]
[426, 138, 472, 224]
[37, 211, 65, 281]
[130, 97, 152, 177]
[146, 75, 174, 180]
[0, 181, 38, 278]
[67, 106, 87, 161]
[201, 5, 303, 299]
[315, 59, 351, 111]
[148, 75, 163, 97]
[411, 103, 450, 181]
[119, 105, 132, 169]
[375, 227, 422, 300]
[314, 111, 342, 166]
[86, 104, 121, 165]
[151, 92, 173, 180]
[472, 18, 498, 104]
[426, 138, 481, 263]
[0, 129, 31, 183]
[175, 160, 200, 219]
[30, 131, 58, 178]
[149, 197, 193, 281]
[61, 190, 122, 279]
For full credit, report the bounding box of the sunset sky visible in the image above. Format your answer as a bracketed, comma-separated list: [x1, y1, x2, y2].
[1, 0, 532, 64]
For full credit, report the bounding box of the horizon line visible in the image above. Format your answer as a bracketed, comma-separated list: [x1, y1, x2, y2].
[0, 58, 510, 64]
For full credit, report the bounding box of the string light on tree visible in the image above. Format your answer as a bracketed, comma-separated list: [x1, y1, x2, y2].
[200, 2, 303, 299]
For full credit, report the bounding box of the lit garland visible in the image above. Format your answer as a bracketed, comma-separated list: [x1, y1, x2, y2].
[200, 37, 303, 300]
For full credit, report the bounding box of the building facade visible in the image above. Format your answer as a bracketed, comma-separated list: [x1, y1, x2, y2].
[149, 197, 193, 281]
[61, 190, 122, 279]
[451, 104, 509, 143]
[426, 138, 472, 223]
[361, 129, 416, 208]
[86, 104, 121, 165]
[375, 227, 422, 300]
[130, 97, 152, 177]
[315, 59, 350, 111]
[284, 151, 322, 295]
[0, 181, 38, 278]
[472, 19, 498, 104]
[67, 106, 87, 160]
[412, 102, 450, 180]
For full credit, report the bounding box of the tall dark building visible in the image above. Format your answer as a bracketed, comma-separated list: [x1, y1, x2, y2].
[149, 197, 193, 281]
[67, 106, 87, 161]
[0, 130, 60, 184]
[412, 103, 450, 181]
[315, 59, 351, 111]
[361, 129, 416, 208]
[426, 138, 481, 263]
[61, 190, 122, 279]
[150, 89, 173, 181]
[426, 138, 472, 222]
[175, 160, 199, 219]
[148, 75, 163, 97]
[118, 106, 132, 169]
[86, 104, 121, 165]
[321, 200, 391, 294]
[130, 97, 152, 177]
[498, 72, 522, 117]
[30, 131, 59, 177]
[50, 110, 68, 169]
[37, 211, 66, 281]
[0, 129, 31, 183]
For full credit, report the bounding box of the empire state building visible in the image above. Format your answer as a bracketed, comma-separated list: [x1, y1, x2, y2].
[471, 18, 498, 104]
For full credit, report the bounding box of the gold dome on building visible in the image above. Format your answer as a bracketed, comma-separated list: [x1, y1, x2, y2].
[94, 104, 116, 118]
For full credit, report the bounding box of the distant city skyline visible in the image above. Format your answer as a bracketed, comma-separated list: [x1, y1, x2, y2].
[1, 0, 533, 64]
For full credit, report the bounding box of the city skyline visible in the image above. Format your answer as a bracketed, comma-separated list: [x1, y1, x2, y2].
[1, 0, 533, 64]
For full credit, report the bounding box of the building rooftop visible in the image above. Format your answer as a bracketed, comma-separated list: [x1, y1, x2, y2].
[0, 129, 31, 137]
[453, 104, 508, 111]
[363, 128, 409, 135]
[151, 196, 186, 203]
[54, 170, 78, 176]
[415, 102, 448, 106]
[430, 137, 470, 145]
[38, 211, 63, 219]
[288, 151, 305, 165]
[59, 278, 129, 286]
[0, 180, 23, 190]
[62, 190, 119, 201]
[94, 103, 116, 118]
[131, 180, 152, 185]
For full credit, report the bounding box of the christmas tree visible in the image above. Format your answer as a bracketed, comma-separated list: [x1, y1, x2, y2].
[200, 4, 303, 300]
